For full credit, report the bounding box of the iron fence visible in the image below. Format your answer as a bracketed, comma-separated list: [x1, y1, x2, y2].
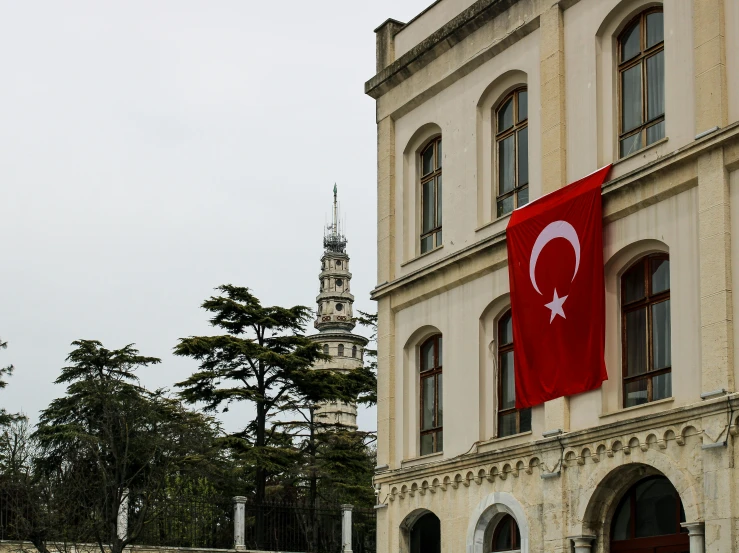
[352, 507, 377, 553]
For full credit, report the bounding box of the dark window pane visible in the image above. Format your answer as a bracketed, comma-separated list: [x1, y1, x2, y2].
[518, 127, 529, 186]
[499, 312, 513, 345]
[652, 372, 672, 401]
[421, 340, 434, 371]
[338, 344, 344, 356]
[422, 377, 435, 430]
[635, 478, 678, 537]
[420, 433, 434, 456]
[646, 12, 664, 48]
[436, 430, 443, 452]
[623, 263, 646, 303]
[651, 258, 670, 293]
[622, 64, 642, 132]
[519, 408, 532, 433]
[421, 235, 433, 253]
[497, 98, 513, 132]
[436, 175, 442, 227]
[422, 145, 434, 175]
[621, 20, 641, 62]
[500, 351, 515, 409]
[612, 497, 631, 541]
[647, 51, 665, 120]
[626, 308, 647, 376]
[625, 378, 648, 408]
[436, 139, 442, 168]
[497, 196, 514, 218]
[499, 135, 515, 194]
[493, 517, 513, 550]
[437, 337, 442, 364]
[518, 186, 529, 207]
[437, 374, 443, 426]
[422, 180, 434, 233]
[620, 132, 643, 157]
[435, 230, 442, 247]
[498, 412, 517, 438]
[517, 90, 528, 122]
[646, 120, 665, 145]
[652, 300, 671, 370]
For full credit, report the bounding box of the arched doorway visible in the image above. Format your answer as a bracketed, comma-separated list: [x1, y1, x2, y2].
[410, 512, 440, 553]
[610, 476, 689, 552]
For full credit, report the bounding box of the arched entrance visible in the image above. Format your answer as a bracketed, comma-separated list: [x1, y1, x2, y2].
[610, 476, 689, 552]
[410, 511, 440, 553]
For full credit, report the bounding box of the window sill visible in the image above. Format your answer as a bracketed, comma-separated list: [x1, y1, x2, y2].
[475, 212, 512, 233]
[401, 451, 444, 467]
[477, 431, 532, 453]
[614, 137, 669, 165]
[400, 244, 443, 268]
[599, 397, 674, 419]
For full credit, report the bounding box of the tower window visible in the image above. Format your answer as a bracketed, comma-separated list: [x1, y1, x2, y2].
[336, 278, 343, 288]
[336, 303, 344, 312]
[352, 345, 357, 358]
[323, 344, 329, 355]
[338, 344, 345, 356]
[336, 260, 342, 268]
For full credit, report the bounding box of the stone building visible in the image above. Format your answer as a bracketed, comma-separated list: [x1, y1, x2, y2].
[308, 186, 368, 430]
[365, 0, 739, 552]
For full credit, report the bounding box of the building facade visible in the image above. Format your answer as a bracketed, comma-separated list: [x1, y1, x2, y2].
[365, 0, 739, 552]
[308, 186, 368, 429]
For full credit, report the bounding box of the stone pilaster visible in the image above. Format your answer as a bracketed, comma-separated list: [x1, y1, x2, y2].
[539, 3, 566, 194]
[693, 0, 728, 133]
[681, 522, 706, 553]
[376, 297, 396, 468]
[569, 535, 596, 553]
[698, 148, 733, 393]
[375, 19, 404, 73]
[539, 3, 570, 433]
[377, 116, 396, 285]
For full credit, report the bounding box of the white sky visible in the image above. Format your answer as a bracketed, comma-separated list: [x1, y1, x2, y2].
[0, 0, 429, 434]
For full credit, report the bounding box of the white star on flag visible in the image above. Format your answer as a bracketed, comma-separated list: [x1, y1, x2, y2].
[544, 288, 568, 323]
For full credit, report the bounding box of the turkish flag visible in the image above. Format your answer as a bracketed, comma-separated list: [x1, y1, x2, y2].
[506, 165, 612, 408]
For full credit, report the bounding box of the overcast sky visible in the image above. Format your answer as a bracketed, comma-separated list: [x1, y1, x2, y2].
[0, 0, 427, 433]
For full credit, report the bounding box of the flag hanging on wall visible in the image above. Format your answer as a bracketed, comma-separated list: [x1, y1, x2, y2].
[506, 165, 612, 408]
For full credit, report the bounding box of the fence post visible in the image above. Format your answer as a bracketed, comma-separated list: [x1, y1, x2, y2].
[233, 496, 247, 551]
[341, 504, 353, 553]
[117, 488, 129, 541]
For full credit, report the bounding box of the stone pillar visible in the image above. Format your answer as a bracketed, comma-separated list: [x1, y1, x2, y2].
[569, 535, 596, 553]
[681, 522, 705, 553]
[693, 0, 728, 133]
[116, 489, 129, 541]
[539, 2, 570, 434]
[341, 504, 354, 553]
[374, 19, 404, 73]
[697, 148, 734, 393]
[233, 496, 246, 551]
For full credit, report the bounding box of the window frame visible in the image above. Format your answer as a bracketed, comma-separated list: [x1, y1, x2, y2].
[490, 514, 521, 553]
[495, 87, 528, 217]
[617, 8, 665, 158]
[420, 137, 443, 254]
[620, 253, 671, 408]
[419, 334, 443, 455]
[497, 310, 531, 437]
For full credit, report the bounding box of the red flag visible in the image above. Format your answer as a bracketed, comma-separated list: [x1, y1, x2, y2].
[506, 165, 612, 408]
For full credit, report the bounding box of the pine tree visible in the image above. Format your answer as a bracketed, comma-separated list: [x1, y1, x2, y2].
[0, 337, 20, 428]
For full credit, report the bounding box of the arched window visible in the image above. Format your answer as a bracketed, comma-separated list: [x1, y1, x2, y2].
[495, 88, 528, 217]
[490, 514, 521, 552]
[352, 345, 357, 358]
[420, 335, 443, 455]
[323, 344, 329, 356]
[621, 254, 671, 408]
[338, 344, 344, 356]
[611, 476, 688, 551]
[618, 8, 664, 158]
[498, 311, 531, 437]
[410, 512, 441, 553]
[420, 137, 442, 254]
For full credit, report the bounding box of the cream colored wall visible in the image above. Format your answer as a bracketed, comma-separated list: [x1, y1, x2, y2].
[728, 0, 739, 124]
[394, 0, 479, 58]
[395, 27, 541, 273]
